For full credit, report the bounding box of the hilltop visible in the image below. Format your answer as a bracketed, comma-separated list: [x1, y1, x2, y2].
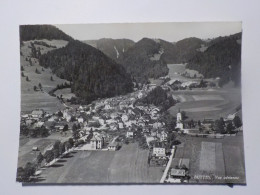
[39, 40, 133, 103]
[119, 38, 169, 83]
[20, 25, 74, 42]
[187, 33, 242, 86]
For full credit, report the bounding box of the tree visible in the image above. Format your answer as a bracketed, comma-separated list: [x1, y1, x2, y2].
[53, 140, 61, 151]
[215, 117, 225, 134]
[50, 76, 54, 81]
[16, 167, 27, 182]
[198, 120, 201, 127]
[68, 138, 74, 146]
[35, 68, 40, 74]
[21, 66, 24, 71]
[44, 150, 54, 163]
[29, 58, 32, 66]
[53, 149, 60, 159]
[72, 123, 80, 140]
[24, 162, 36, 178]
[62, 124, 68, 132]
[21, 72, 25, 77]
[233, 115, 242, 128]
[38, 83, 42, 90]
[33, 86, 37, 91]
[226, 122, 234, 134]
[57, 111, 63, 117]
[36, 152, 44, 165]
[26, 76, 29, 82]
[59, 142, 65, 155]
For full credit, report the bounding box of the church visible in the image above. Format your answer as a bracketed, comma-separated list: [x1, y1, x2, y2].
[175, 109, 184, 130]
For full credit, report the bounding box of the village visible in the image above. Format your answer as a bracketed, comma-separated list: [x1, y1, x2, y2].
[18, 77, 243, 183]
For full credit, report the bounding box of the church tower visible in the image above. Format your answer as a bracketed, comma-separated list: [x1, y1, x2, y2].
[176, 108, 184, 130]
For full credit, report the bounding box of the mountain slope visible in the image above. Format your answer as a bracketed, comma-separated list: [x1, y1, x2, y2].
[39, 40, 133, 102]
[119, 38, 169, 83]
[160, 37, 205, 64]
[187, 33, 242, 86]
[84, 38, 135, 62]
[20, 25, 74, 42]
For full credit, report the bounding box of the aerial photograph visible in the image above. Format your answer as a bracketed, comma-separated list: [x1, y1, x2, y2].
[17, 22, 245, 184]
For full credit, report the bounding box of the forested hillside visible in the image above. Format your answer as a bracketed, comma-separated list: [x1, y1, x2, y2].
[39, 40, 133, 102]
[20, 25, 74, 42]
[187, 33, 242, 86]
[119, 38, 169, 83]
[160, 37, 204, 64]
[136, 86, 176, 111]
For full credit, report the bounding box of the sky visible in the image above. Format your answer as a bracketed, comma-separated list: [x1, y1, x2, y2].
[55, 22, 242, 42]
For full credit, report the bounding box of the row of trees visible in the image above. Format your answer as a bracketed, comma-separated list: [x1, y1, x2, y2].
[17, 138, 74, 182]
[214, 116, 242, 134]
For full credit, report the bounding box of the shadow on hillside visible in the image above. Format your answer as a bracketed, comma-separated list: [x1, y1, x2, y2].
[49, 164, 64, 168]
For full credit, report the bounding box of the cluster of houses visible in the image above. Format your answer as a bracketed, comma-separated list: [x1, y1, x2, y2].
[20, 85, 173, 152]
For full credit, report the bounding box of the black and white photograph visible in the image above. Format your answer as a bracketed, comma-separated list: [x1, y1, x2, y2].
[16, 22, 246, 184]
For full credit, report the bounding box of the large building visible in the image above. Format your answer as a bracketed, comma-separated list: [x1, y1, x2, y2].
[153, 142, 166, 157]
[90, 135, 104, 150]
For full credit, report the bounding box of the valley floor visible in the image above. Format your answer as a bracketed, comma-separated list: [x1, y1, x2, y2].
[37, 143, 164, 184]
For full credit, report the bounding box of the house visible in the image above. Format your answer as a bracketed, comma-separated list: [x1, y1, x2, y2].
[121, 114, 129, 122]
[77, 117, 84, 123]
[118, 122, 124, 129]
[153, 142, 166, 157]
[153, 122, 163, 129]
[126, 130, 134, 138]
[224, 112, 237, 121]
[31, 109, 44, 119]
[90, 135, 104, 150]
[157, 130, 168, 141]
[107, 142, 119, 151]
[169, 168, 186, 179]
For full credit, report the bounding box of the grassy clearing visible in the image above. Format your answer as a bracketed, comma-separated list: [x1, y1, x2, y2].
[38, 143, 164, 183]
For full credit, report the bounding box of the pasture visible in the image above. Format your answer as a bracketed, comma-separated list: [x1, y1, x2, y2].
[167, 64, 242, 121]
[38, 143, 164, 183]
[168, 88, 241, 121]
[20, 40, 74, 113]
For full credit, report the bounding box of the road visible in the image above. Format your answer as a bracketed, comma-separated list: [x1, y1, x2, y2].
[160, 148, 175, 183]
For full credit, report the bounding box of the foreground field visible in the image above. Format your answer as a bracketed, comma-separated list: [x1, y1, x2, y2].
[174, 132, 246, 184]
[38, 143, 164, 183]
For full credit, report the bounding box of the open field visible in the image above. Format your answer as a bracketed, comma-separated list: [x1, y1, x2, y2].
[167, 64, 242, 121]
[38, 143, 164, 183]
[17, 132, 72, 168]
[21, 40, 73, 113]
[174, 132, 246, 184]
[168, 88, 241, 120]
[54, 88, 75, 100]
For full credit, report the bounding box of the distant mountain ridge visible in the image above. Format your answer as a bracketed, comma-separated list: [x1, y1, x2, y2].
[83, 38, 135, 62]
[20, 25, 133, 103]
[159, 37, 205, 64]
